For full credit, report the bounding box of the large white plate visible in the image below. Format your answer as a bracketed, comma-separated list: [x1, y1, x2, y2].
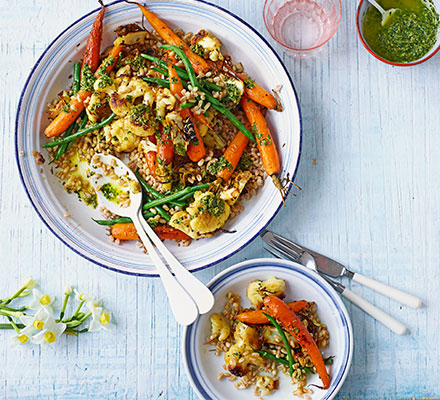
[183, 258, 353, 400]
[15, 1, 302, 276]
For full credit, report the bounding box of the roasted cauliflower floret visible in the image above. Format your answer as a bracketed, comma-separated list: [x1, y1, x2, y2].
[115, 77, 155, 106]
[86, 91, 109, 123]
[166, 112, 187, 156]
[93, 74, 116, 94]
[109, 92, 132, 117]
[187, 191, 230, 235]
[223, 76, 244, 105]
[234, 322, 261, 350]
[103, 118, 140, 152]
[210, 313, 231, 341]
[220, 170, 252, 205]
[224, 343, 264, 377]
[114, 30, 150, 47]
[155, 88, 176, 120]
[169, 211, 202, 239]
[128, 104, 156, 137]
[191, 30, 223, 62]
[246, 277, 286, 308]
[255, 376, 278, 396]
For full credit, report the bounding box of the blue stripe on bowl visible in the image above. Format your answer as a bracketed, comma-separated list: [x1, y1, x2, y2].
[15, 0, 302, 276]
[183, 259, 353, 400]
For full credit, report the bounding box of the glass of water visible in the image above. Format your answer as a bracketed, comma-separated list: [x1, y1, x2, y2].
[263, 0, 342, 57]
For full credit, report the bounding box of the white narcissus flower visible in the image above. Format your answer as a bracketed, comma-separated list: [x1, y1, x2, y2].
[28, 289, 55, 312]
[88, 307, 115, 332]
[22, 277, 37, 289]
[12, 308, 49, 346]
[74, 289, 102, 309]
[31, 315, 66, 347]
[20, 308, 50, 332]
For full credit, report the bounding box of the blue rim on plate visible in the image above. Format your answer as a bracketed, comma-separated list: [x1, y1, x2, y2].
[183, 258, 353, 400]
[15, 0, 302, 276]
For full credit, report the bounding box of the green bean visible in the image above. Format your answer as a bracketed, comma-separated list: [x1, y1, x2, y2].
[143, 77, 170, 88]
[72, 62, 81, 94]
[66, 112, 88, 152]
[142, 183, 210, 211]
[92, 217, 133, 226]
[255, 349, 289, 366]
[52, 112, 88, 162]
[135, 170, 186, 208]
[44, 113, 115, 148]
[263, 313, 295, 377]
[153, 206, 170, 222]
[324, 356, 334, 365]
[160, 45, 199, 89]
[180, 102, 196, 109]
[141, 53, 221, 91]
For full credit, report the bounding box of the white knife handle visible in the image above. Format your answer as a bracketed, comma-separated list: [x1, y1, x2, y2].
[352, 273, 422, 309]
[342, 287, 407, 335]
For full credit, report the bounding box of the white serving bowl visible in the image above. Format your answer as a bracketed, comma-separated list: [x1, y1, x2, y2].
[183, 258, 353, 400]
[15, 0, 302, 276]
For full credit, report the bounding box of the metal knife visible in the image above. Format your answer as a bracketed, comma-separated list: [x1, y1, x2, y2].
[261, 229, 422, 309]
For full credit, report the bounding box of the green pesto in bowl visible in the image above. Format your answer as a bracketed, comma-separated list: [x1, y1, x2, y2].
[362, 0, 439, 63]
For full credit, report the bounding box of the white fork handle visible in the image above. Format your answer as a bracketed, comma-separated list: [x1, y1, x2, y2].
[342, 288, 407, 335]
[131, 216, 198, 326]
[367, 0, 386, 14]
[138, 211, 214, 314]
[353, 273, 422, 309]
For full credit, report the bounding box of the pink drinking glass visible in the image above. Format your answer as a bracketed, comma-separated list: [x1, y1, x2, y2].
[263, 0, 342, 57]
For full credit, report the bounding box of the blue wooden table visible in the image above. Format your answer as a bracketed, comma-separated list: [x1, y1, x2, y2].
[1, 0, 438, 398]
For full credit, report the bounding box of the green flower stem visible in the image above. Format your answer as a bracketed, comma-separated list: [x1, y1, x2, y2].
[58, 291, 72, 321]
[73, 300, 85, 318]
[1, 285, 27, 305]
[78, 311, 92, 323]
[263, 312, 295, 377]
[0, 309, 23, 318]
[0, 323, 25, 330]
[0, 305, 26, 312]
[6, 316, 21, 334]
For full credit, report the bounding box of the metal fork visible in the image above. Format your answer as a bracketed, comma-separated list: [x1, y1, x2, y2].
[263, 236, 408, 335]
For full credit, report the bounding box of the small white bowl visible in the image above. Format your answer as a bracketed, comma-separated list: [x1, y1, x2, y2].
[183, 258, 353, 400]
[356, 0, 440, 66]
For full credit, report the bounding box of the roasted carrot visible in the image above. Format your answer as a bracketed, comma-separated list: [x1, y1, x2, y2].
[217, 124, 250, 181]
[130, 1, 210, 74]
[111, 223, 190, 241]
[167, 61, 206, 162]
[83, 1, 105, 72]
[157, 125, 174, 166]
[235, 300, 309, 324]
[237, 72, 277, 110]
[155, 226, 191, 241]
[111, 222, 138, 241]
[240, 95, 280, 176]
[263, 296, 331, 389]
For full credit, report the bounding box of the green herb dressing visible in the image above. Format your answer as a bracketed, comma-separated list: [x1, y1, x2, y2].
[362, 0, 439, 63]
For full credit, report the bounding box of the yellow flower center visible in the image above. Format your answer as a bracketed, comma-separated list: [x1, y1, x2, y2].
[44, 331, 56, 343]
[18, 334, 28, 344]
[79, 293, 86, 301]
[33, 320, 44, 330]
[99, 312, 110, 325]
[40, 295, 51, 305]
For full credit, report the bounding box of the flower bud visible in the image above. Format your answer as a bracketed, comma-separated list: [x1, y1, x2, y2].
[23, 278, 37, 289]
[64, 285, 73, 296]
